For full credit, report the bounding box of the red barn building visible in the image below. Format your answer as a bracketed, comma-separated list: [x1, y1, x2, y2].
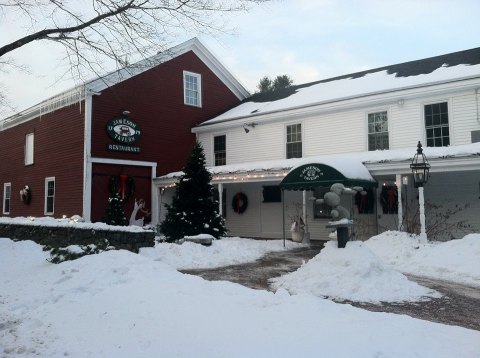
[0, 38, 248, 225]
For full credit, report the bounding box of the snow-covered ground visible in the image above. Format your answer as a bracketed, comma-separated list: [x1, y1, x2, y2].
[365, 231, 480, 287]
[1, 232, 480, 357]
[140, 237, 304, 269]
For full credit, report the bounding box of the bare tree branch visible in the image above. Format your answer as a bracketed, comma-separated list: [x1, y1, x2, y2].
[0, 0, 268, 114]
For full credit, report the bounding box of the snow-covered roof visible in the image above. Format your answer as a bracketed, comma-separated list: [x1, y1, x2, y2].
[1, 38, 249, 130]
[154, 142, 480, 184]
[196, 47, 480, 128]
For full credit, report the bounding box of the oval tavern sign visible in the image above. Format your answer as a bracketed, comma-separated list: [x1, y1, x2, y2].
[106, 117, 142, 144]
[300, 165, 323, 181]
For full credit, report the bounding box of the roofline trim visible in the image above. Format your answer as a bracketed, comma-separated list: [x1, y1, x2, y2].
[193, 75, 480, 133]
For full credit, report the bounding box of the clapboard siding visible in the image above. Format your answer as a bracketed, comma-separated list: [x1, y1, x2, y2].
[389, 101, 423, 149]
[304, 109, 365, 156]
[228, 125, 284, 164]
[91, 50, 241, 177]
[224, 183, 262, 237]
[199, 90, 480, 167]
[451, 92, 479, 144]
[197, 133, 214, 166]
[0, 104, 85, 217]
[424, 171, 480, 240]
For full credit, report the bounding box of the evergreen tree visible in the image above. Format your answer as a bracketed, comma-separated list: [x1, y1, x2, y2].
[257, 76, 273, 93]
[160, 141, 226, 242]
[272, 74, 294, 91]
[104, 191, 128, 226]
[256, 74, 293, 93]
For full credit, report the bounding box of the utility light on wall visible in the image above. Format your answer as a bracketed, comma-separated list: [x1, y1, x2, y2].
[243, 122, 257, 133]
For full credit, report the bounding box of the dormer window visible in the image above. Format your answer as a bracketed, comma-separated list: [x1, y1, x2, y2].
[183, 71, 202, 107]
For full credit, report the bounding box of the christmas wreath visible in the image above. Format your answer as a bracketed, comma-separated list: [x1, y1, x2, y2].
[20, 185, 32, 205]
[109, 174, 135, 201]
[232, 192, 248, 214]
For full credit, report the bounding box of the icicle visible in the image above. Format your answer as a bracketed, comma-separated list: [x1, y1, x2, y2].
[37, 86, 85, 118]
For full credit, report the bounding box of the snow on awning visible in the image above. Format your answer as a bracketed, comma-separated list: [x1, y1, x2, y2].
[154, 143, 480, 187]
[280, 162, 377, 191]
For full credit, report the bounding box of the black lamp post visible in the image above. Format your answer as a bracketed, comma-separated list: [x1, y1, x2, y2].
[410, 141, 430, 188]
[410, 141, 430, 240]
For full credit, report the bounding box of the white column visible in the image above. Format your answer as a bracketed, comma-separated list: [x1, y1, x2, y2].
[151, 166, 159, 226]
[302, 190, 307, 232]
[418, 186, 427, 242]
[218, 183, 223, 216]
[82, 92, 93, 222]
[396, 174, 403, 231]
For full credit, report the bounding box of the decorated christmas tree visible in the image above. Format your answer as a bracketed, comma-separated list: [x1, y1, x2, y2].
[104, 191, 128, 226]
[160, 141, 226, 242]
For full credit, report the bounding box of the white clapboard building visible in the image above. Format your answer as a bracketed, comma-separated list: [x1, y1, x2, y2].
[155, 47, 480, 241]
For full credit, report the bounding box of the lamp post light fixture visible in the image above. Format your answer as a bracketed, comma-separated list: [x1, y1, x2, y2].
[410, 141, 430, 241]
[410, 141, 430, 188]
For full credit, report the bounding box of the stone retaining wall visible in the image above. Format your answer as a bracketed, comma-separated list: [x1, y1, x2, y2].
[0, 223, 155, 253]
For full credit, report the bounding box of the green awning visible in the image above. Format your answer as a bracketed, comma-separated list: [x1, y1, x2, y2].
[279, 163, 377, 191]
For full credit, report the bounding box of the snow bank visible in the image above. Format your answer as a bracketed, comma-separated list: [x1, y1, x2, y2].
[1, 237, 479, 357]
[0, 216, 151, 232]
[366, 231, 480, 286]
[271, 241, 439, 303]
[140, 237, 304, 269]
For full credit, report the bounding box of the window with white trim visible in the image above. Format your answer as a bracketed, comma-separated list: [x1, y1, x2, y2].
[368, 111, 389, 150]
[286, 123, 302, 159]
[214, 135, 226, 166]
[25, 132, 34, 165]
[425, 102, 449, 147]
[183, 71, 202, 107]
[3, 183, 11, 214]
[45, 177, 55, 215]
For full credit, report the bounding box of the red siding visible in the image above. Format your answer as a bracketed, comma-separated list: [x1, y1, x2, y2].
[91, 163, 152, 222]
[90, 50, 240, 176]
[1, 49, 241, 223]
[0, 104, 85, 218]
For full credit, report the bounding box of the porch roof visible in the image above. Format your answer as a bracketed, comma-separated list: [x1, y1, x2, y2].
[279, 162, 377, 191]
[153, 142, 480, 187]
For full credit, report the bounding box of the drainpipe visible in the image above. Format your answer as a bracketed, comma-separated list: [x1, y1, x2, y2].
[476, 88, 480, 124]
[151, 165, 159, 226]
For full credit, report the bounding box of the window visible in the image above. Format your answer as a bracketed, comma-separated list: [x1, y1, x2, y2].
[45, 177, 55, 215]
[25, 132, 34, 165]
[368, 111, 389, 150]
[286, 123, 302, 159]
[425, 102, 449, 147]
[3, 183, 11, 214]
[262, 186, 281, 203]
[183, 71, 202, 107]
[214, 135, 226, 166]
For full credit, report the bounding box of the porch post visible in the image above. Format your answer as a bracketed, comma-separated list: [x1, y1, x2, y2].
[282, 189, 285, 248]
[419, 186, 427, 241]
[151, 166, 159, 226]
[302, 190, 308, 233]
[218, 183, 223, 216]
[396, 174, 403, 230]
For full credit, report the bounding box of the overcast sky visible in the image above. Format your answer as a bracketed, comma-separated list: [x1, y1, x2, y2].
[1, 0, 480, 118]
